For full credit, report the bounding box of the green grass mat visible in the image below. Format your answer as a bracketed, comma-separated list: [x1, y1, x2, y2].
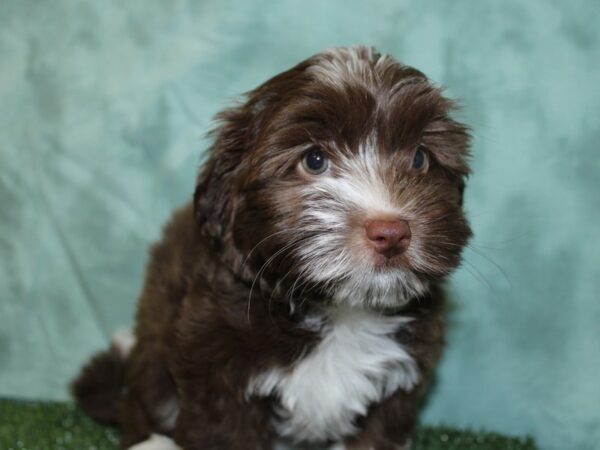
[0, 399, 537, 450]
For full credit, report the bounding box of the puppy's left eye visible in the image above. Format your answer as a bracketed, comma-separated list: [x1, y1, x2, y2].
[301, 147, 329, 175]
[412, 145, 428, 172]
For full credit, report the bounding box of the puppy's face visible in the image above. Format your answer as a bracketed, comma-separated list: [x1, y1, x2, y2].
[196, 47, 472, 309]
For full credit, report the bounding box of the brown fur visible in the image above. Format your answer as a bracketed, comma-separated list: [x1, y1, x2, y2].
[72, 46, 472, 450]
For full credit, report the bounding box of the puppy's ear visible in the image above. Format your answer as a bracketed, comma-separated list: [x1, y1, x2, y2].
[193, 158, 235, 245]
[194, 62, 312, 244]
[194, 105, 253, 245]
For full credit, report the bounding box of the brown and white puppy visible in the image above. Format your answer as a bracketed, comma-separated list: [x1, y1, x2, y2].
[72, 46, 472, 450]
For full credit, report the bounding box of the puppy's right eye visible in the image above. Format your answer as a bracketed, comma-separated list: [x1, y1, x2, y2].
[412, 145, 429, 172]
[301, 147, 329, 175]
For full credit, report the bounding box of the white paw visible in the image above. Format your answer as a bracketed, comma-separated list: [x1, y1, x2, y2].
[127, 434, 182, 450]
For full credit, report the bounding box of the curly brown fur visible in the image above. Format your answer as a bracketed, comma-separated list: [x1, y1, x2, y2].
[71, 345, 125, 426]
[73, 46, 471, 450]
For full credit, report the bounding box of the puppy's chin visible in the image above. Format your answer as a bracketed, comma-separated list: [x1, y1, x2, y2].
[315, 268, 429, 310]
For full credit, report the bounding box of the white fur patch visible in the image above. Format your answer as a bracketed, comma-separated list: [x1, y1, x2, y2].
[156, 396, 180, 431]
[328, 444, 348, 450]
[112, 329, 136, 359]
[332, 273, 427, 310]
[127, 434, 181, 450]
[307, 46, 385, 92]
[247, 307, 420, 443]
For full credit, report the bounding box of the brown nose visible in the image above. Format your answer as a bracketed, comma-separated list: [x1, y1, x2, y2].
[366, 219, 411, 257]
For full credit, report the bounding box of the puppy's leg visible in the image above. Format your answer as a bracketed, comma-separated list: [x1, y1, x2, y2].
[173, 397, 274, 450]
[120, 343, 179, 449]
[341, 389, 420, 450]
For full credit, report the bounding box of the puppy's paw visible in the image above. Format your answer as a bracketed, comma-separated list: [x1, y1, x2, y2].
[127, 434, 182, 450]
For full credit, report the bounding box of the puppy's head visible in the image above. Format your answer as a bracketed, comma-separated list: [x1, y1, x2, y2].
[195, 46, 472, 310]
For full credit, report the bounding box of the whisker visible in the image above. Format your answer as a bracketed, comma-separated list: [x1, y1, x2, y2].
[246, 232, 317, 322]
[247, 241, 298, 323]
[460, 258, 495, 291]
[466, 245, 512, 287]
[267, 267, 296, 318]
[287, 273, 304, 313]
[241, 229, 289, 269]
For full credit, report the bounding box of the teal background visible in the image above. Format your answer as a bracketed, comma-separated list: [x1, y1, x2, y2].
[1, 1, 599, 449]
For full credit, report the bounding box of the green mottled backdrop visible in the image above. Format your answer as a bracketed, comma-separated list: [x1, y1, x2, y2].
[1, 1, 599, 449]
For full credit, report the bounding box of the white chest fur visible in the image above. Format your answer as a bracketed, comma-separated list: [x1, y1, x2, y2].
[246, 308, 420, 443]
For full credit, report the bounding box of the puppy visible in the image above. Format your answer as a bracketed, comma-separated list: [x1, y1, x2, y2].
[72, 46, 472, 450]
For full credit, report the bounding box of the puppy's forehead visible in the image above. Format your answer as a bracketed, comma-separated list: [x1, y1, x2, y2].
[299, 47, 445, 150]
[306, 46, 425, 91]
[250, 47, 468, 177]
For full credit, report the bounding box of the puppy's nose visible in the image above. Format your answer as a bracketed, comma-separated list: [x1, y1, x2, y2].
[366, 219, 411, 257]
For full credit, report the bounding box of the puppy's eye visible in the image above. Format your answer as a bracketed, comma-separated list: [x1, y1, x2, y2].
[301, 147, 329, 175]
[412, 145, 428, 171]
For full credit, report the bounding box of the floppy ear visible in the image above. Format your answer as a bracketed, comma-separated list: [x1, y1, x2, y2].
[193, 105, 254, 246]
[194, 59, 314, 246]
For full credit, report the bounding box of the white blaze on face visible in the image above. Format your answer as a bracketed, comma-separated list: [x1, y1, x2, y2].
[319, 138, 396, 212]
[296, 137, 428, 308]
